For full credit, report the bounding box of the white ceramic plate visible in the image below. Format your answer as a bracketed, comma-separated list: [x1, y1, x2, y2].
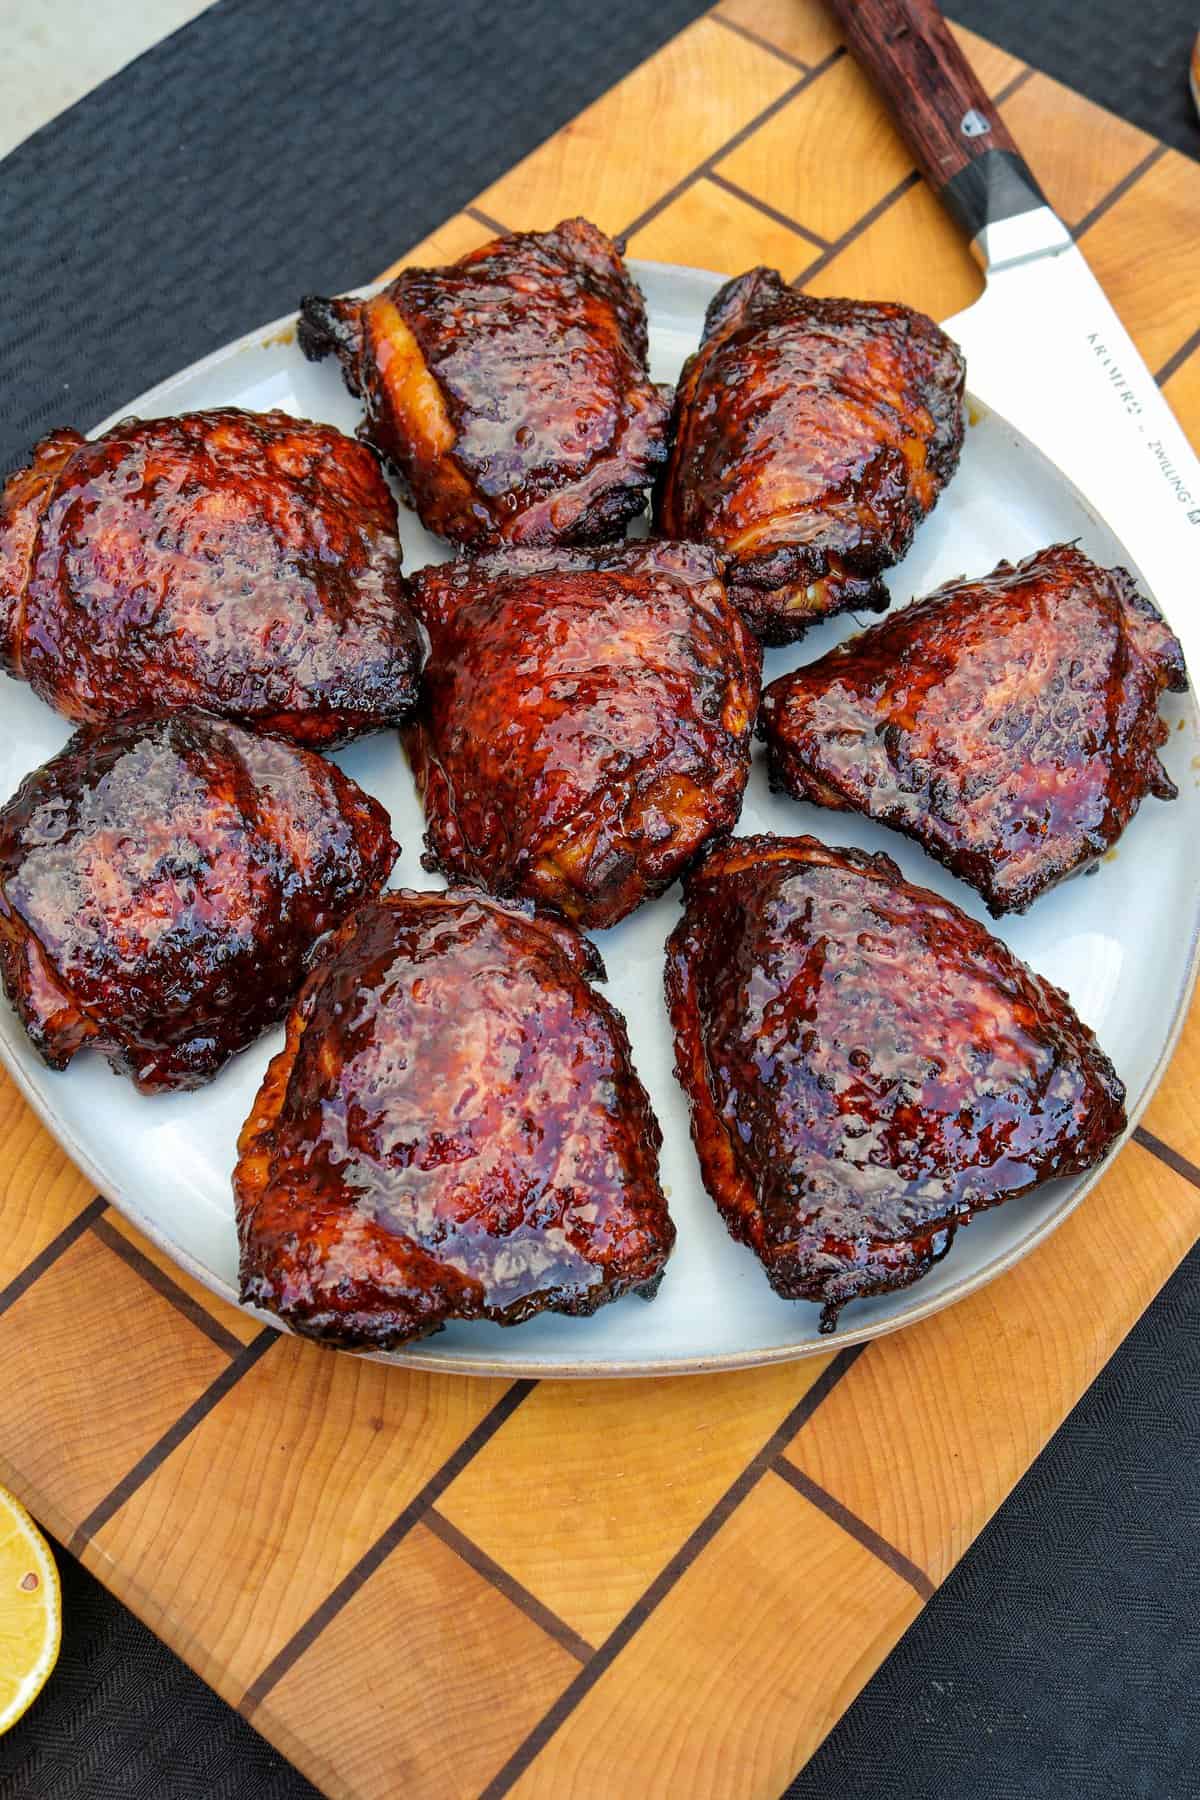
[2, 262, 1198, 1377]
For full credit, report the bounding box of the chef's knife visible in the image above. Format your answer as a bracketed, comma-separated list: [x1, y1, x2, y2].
[826, 0, 1200, 672]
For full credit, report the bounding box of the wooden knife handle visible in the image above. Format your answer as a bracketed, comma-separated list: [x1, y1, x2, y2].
[826, 0, 1050, 246]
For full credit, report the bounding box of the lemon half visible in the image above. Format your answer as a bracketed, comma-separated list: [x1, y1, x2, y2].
[0, 1485, 60, 1735]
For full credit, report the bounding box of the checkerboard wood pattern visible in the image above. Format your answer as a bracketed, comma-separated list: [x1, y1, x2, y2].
[2, 7, 1199, 1796]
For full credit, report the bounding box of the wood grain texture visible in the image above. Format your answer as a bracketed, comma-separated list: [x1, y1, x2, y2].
[715, 0, 842, 68]
[714, 7, 1021, 97]
[716, 53, 915, 243]
[826, 0, 1025, 198]
[712, 21, 1025, 253]
[1081, 150, 1200, 375]
[86, 1336, 509, 1701]
[780, 1146, 1200, 1583]
[0, 1079, 99, 1293]
[798, 177, 984, 320]
[263, 1520, 579, 1800]
[473, 16, 796, 237]
[1142, 971, 1200, 1167]
[0, 7, 1198, 1798]
[438, 1358, 834, 1645]
[0, 1229, 229, 1538]
[1163, 345, 1200, 443]
[628, 175, 824, 276]
[506, 1471, 923, 1800]
[100, 1209, 263, 1347]
[999, 70, 1157, 229]
[947, 21, 1024, 95]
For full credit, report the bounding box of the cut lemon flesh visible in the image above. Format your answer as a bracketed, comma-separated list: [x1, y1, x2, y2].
[0, 1486, 60, 1735]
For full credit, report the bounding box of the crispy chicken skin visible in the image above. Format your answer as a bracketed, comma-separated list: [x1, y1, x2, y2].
[759, 545, 1187, 915]
[666, 835, 1126, 1331]
[234, 889, 674, 1348]
[0, 408, 421, 747]
[656, 272, 965, 643]
[404, 540, 761, 929]
[0, 711, 396, 1092]
[298, 217, 672, 549]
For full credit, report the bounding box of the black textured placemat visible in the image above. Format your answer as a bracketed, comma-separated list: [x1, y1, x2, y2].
[0, 0, 711, 477]
[1, 2, 1199, 1797]
[786, 1239, 1200, 1800]
[0, 1543, 319, 1800]
[955, 0, 1200, 160]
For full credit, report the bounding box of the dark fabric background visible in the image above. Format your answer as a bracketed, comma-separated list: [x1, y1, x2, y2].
[787, 1243, 1200, 1800]
[1, 2, 1198, 1796]
[955, 0, 1200, 158]
[0, 0, 714, 475]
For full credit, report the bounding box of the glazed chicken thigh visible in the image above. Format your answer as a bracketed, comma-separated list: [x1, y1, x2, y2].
[0, 712, 396, 1092]
[656, 273, 965, 643]
[0, 409, 421, 746]
[235, 890, 674, 1347]
[666, 835, 1126, 1331]
[404, 540, 761, 928]
[759, 544, 1187, 914]
[299, 217, 672, 549]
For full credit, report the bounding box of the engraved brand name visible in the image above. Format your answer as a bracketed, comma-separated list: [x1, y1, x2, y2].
[1087, 331, 1200, 525]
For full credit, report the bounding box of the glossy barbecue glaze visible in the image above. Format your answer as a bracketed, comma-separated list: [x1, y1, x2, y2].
[760, 544, 1188, 915]
[0, 408, 421, 746]
[0, 712, 396, 1092]
[405, 540, 761, 929]
[656, 273, 965, 643]
[665, 835, 1126, 1330]
[235, 890, 674, 1348]
[299, 217, 672, 549]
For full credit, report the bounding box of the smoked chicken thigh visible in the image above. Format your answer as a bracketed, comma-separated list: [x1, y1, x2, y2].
[299, 217, 672, 549]
[0, 409, 421, 746]
[0, 711, 396, 1092]
[759, 544, 1187, 915]
[235, 890, 674, 1348]
[404, 540, 761, 929]
[666, 835, 1126, 1331]
[656, 273, 965, 643]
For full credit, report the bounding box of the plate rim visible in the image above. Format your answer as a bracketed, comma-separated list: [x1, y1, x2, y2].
[6, 273, 1199, 1379]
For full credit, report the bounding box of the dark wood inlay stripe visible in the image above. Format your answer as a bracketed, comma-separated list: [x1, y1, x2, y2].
[465, 203, 509, 235]
[1074, 143, 1168, 240]
[710, 11, 813, 73]
[777, 1339, 869, 1438]
[8, 40, 1188, 1800]
[1133, 1125, 1200, 1192]
[0, 1195, 107, 1321]
[705, 169, 830, 247]
[794, 170, 922, 285]
[621, 46, 846, 242]
[785, 62, 1157, 291]
[773, 1458, 936, 1601]
[240, 1377, 538, 1716]
[781, 66, 1033, 285]
[1156, 324, 1200, 389]
[66, 1327, 278, 1558]
[477, 1344, 866, 1799]
[90, 1215, 243, 1359]
[992, 64, 1034, 106]
[424, 1507, 595, 1665]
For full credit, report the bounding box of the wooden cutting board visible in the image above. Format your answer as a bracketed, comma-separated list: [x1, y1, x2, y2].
[3, 6, 1200, 1795]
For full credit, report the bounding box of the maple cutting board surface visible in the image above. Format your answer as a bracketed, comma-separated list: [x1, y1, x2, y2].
[2, 5, 1200, 1796]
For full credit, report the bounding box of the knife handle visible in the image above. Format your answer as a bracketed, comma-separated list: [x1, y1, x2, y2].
[826, 0, 1053, 255]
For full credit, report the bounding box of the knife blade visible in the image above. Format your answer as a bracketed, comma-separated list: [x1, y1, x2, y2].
[828, 0, 1200, 674]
